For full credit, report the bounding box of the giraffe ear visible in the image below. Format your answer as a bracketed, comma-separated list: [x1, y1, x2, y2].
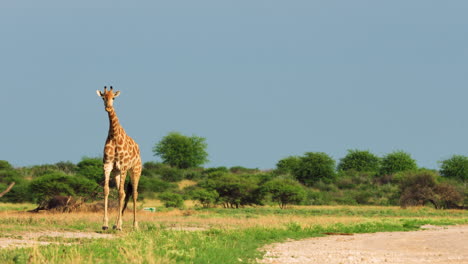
[114, 91, 121, 98]
[96, 90, 103, 97]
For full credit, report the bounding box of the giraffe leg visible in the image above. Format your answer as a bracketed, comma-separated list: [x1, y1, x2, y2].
[114, 170, 127, 231]
[102, 164, 113, 230]
[130, 165, 141, 230]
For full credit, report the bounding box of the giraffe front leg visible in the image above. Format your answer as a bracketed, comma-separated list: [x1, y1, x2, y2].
[114, 170, 127, 231]
[131, 166, 141, 230]
[102, 165, 112, 230]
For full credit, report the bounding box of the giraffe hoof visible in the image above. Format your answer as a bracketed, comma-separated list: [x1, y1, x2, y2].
[102, 226, 109, 230]
[113, 225, 122, 231]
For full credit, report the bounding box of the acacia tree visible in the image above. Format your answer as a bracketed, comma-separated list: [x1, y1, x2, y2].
[153, 132, 208, 169]
[263, 178, 306, 209]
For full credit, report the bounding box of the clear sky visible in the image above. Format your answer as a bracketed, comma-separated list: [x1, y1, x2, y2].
[1, 1, 468, 170]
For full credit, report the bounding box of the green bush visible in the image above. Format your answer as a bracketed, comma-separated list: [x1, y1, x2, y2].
[159, 192, 184, 208]
[206, 174, 263, 208]
[139, 176, 177, 194]
[439, 155, 468, 183]
[203, 167, 229, 176]
[263, 178, 306, 209]
[229, 166, 259, 174]
[184, 169, 204, 180]
[191, 189, 219, 208]
[55, 161, 77, 174]
[380, 151, 417, 176]
[29, 172, 100, 203]
[0, 160, 13, 170]
[337, 150, 380, 173]
[0, 165, 33, 203]
[76, 157, 103, 184]
[275, 156, 301, 175]
[293, 152, 336, 186]
[28, 164, 60, 177]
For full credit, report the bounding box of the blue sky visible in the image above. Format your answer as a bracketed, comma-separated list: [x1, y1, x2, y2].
[1, 1, 468, 169]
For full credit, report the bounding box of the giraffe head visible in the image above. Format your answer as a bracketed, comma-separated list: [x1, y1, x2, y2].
[96, 86, 121, 112]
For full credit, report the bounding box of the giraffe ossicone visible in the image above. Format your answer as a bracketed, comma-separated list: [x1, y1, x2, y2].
[97, 86, 142, 231]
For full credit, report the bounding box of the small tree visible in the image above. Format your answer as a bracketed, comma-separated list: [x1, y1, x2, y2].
[209, 174, 261, 208]
[380, 151, 417, 176]
[337, 150, 380, 173]
[191, 189, 219, 208]
[153, 132, 208, 169]
[158, 192, 184, 208]
[76, 157, 103, 184]
[275, 156, 301, 175]
[439, 155, 468, 183]
[263, 178, 306, 209]
[293, 152, 336, 186]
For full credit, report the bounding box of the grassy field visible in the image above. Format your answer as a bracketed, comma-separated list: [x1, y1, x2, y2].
[0, 201, 467, 264]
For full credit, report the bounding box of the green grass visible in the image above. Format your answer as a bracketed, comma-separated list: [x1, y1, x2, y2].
[202, 205, 468, 218]
[1, 218, 468, 264]
[0, 204, 467, 263]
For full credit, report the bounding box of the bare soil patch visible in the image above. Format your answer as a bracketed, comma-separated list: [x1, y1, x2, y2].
[0, 231, 114, 249]
[259, 225, 468, 264]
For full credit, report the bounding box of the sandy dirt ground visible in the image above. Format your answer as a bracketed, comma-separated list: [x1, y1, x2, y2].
[0, 231, 114, 249]
[259, 225, 468, 264]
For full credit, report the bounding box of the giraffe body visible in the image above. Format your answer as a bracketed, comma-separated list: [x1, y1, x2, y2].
[97, 86, 142, 231]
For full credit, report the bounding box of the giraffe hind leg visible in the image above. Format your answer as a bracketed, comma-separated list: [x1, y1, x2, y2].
[122, 180, 132, 216]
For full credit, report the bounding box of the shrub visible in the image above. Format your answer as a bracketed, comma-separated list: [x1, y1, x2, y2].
[439, 155, 468, 183]
[29, 172, 100, 203]
[229, 166, 259, 174]
[159, 167, 184, 182]
[76, 157, 103, 184]
[28, 164, 60, 177]
[139, 177, 177, 194]
[191, 189, 219, 208]
[434, 182, 464, 209]
[184, 169, 204, 180]
[263, 178, 306, 209]
[275, 156, 301, 175]
[293, 152, 336, 186]
[203, 167, 229, 176]
[209, 174, 262, 208]
[337, 150, 380, 173]
[399, 170, 437, 208]
[159, 192, 184, 208]
[55, 161, 77, 174]
[380, 151, 417, 176]
[0, 160, 13, 170]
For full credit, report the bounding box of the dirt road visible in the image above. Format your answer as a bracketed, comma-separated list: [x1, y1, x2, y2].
[259, 225, 468, 264]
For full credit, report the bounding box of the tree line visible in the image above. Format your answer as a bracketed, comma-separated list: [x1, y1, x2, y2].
[0, 132, 467, 209]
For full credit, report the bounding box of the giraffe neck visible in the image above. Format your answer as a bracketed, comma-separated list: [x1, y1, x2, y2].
[107, 108, 122, 138]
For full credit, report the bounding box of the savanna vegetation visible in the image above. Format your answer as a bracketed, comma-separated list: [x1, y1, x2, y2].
[1, 132, 468, 263]
[1, 133, 467, 210]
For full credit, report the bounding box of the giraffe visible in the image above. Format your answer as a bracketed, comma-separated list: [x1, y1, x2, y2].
[96, 86, 142, 231]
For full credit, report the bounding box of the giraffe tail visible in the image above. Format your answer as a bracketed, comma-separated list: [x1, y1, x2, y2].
[122, 181, 133, 216]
